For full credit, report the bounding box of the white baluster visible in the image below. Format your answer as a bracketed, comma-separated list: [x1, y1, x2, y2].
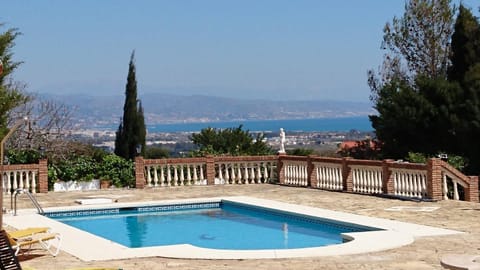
[31, 171, 37, 194]
[172, 166, 178, 186]
[186, 165, 192, 185]
[159, 166, 165, 186]
[443, 174, 448, 200]
[453, 181, 459, 200]
[244, 163, 249, 184]
[5, 172, 11, 194]
[230, 164, 236, 184]
[24, 171, 30, 192]
[377, 169, 382, 193]
[166, 165, 172, 186]
[218, 164, 223, 184]
[199, 165, 205, 184]
[146, 166, 152, 187]
[269, 163, 274, 182]
[421, 173, 427, 197]
[1, 172, 5, 194]
[237, 164, 242, 184]
[411, 173, 418, 197]
[263, 163, 269, 182]
[304, 165, 308, 186]
[256, 163, 262, 183]
[406, 172, 412, 196]
[179, 165, 185, 186]
[327, 166, 332, 189]
[13, 172, 18, 192]
[152, 167, 158, 186]
[225, 164, 230, 184]
[18, 171, 24, 190]
[250, 165, 256, 184]
[193, 165, 199, 184]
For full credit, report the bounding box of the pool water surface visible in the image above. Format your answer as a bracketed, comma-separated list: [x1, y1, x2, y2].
[48, 202, 377, 250]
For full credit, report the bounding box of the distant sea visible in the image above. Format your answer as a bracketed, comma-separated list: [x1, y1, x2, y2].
[145, 116, 372, 133]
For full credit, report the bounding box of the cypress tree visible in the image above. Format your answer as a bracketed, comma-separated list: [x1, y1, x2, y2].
[114, 51, 146, 159]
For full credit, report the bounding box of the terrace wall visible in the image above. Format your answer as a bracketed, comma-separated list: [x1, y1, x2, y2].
[135, 155, 479, 203]
[1, 159, 48, 194]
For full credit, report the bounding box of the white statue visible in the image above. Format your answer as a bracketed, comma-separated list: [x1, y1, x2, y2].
[279, 128, 286, 154]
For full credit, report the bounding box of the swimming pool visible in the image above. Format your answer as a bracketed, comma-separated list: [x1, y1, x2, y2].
[4, 196, 462, 260]
[46, 201, 378, 250]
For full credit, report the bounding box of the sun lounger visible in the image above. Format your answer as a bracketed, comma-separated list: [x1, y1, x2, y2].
[7, 230, 61, 257]
[7, 228, 50, 239]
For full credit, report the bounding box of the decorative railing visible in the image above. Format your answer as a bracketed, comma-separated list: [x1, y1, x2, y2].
[1, 159, 48, 194]
[391, 168, 427, 198]
[276, 156, 479, 203]
[135, 155, 479, 203]
[351, 165, 383, 194]
[215, 157, 276, 185]
[314, 162, 343, 191]
[136, 156, 277, 188]
[145, 161, 207, 187]
[283, 160, 308, 187]
[434, 159, 479, 202]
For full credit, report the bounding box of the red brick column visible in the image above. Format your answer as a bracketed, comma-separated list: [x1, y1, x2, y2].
[38, 159, 48, 193]
[383, 159, 394, 195]
[466, 176, 479, 203]
[427, 158, 443, 200]
[205, 155, 215, 185]
[307, 155, 317, 188]
[277, 153, 286, 184]
[342, 157, 353, 192]
[135, 156, 145, 189]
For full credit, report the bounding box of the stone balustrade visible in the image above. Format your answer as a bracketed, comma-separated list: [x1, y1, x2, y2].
[135, 155, 479, 203]
[1, 154, 476, 204]
[135, 155, 277, 188]
[276, 155, 478, 202]
[1, 159, 48, 194]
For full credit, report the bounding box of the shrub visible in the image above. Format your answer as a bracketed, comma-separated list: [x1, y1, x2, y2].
[97, 154, 135, 188]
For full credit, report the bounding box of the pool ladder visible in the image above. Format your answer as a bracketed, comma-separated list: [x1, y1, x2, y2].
[12, 188, 45, 216]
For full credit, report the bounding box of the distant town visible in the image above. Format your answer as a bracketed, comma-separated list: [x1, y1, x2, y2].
[71, 128, 374, 157]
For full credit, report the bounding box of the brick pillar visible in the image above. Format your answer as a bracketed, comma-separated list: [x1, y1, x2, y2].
[135, 156, 145, 189]
[38, 159, 48, 193]
[205, 155, 215, 185]
[465, 176, 479, 203]
[307, 155, 317, 188]
[427, 158, 443, 200]
[382, 159, 394, 195]
[277, 154, 286, 185]
[342, 157, 353, 192]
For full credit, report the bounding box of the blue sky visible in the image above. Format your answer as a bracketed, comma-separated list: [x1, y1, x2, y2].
[2, 1, 479, 102]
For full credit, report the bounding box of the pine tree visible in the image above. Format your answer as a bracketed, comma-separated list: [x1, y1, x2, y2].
[448, 4, 480, 83]
[0, 24, 28, 139]
[114, 51, 146, 160]
[447, 5, 480, 173]
[368, 0, 455, 101]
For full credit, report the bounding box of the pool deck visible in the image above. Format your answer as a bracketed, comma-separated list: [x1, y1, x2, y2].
[4, 184, 480, 269]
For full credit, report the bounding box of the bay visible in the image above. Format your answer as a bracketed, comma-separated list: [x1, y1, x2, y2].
[146, 116, 372, 133]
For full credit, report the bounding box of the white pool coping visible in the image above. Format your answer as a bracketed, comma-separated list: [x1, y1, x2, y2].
[4, 196, 462, 261]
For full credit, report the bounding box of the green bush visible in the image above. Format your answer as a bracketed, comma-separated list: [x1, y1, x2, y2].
[6, 149, 41, 164]
[97, 154, 135, 188]
[53, 156, 98, 182]
[406, 152, 466, 172]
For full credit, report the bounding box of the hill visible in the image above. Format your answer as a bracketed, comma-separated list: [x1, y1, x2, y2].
[40, 93, 374, 128]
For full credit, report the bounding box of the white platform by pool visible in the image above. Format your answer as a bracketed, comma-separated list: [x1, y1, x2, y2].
[4, 196, 462, 261]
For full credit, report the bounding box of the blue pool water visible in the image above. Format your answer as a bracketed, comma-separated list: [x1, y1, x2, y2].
[47, 202, 377, 250]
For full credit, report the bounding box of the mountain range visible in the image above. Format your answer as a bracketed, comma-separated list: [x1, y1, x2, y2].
[39, 93, 375, 128]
